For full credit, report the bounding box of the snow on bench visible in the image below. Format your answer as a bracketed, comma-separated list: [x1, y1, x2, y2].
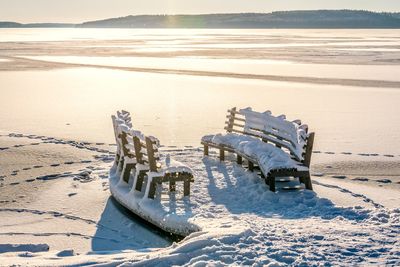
[109, 112, 198, 236]
[111, 110, 132, 171]
[201, 107, 315, 192]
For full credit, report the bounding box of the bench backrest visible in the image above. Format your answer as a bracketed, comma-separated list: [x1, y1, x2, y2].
[224, 107, 314, 164]
[132, 135, 161, 172]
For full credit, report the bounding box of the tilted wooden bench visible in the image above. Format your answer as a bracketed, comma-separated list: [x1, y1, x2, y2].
[201, 107, 315, 192]
[112, 114, 194, 199]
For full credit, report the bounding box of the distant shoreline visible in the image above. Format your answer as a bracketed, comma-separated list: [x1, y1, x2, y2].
[2, 10, 400, 29]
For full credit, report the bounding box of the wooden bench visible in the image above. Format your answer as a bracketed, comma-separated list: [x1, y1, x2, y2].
[201, 107, 315, 192]
[112, 113, 195, 199]
[132, 136, 194, 199]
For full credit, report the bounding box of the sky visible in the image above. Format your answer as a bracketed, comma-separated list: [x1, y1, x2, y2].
[1, 0, 400, 23]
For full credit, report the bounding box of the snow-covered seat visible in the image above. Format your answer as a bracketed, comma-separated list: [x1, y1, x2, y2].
[134, 136, 194, 199]
[201, 107, 315, 192]
[202, 133, 257, 149]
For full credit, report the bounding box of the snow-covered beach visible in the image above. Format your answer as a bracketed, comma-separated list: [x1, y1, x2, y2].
[0, 29, 399, 266]
[0, 131, 399, 266]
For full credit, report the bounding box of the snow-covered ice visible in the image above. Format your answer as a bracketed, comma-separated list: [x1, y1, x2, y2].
[0, 140, 399, 266]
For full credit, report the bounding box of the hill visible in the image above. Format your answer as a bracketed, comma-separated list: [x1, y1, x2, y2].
[1, 10, 400, 29]
[79, 10, 400, 28]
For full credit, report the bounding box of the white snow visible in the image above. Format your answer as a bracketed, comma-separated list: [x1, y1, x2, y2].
[0, 148, 399, 266]
[109, 162, 199, 237]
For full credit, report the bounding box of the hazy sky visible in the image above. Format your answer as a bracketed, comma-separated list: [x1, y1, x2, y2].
[1, 0, 400, 23]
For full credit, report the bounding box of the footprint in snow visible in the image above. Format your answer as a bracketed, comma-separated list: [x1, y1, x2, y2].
[383, 154, 394, 158]
[376, 179, 392, 184]
[331, 175, 346, 179]
[353, 177, 369, 182]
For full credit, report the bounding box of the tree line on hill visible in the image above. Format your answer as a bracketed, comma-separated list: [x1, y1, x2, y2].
[1, 10, 400, 29]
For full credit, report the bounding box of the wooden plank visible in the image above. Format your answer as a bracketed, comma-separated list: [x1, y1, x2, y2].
[226, 107, 237, 133]
[269, 169, 309, 177]
[145, 137, 158, 172]
[232, 122, 245, 128]
[132, 136, 143, 164]
[226, 115, 246, 122]
[303, 132, 315, 167]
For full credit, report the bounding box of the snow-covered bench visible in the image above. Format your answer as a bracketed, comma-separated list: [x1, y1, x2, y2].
[109, 113, 199, 236]
[111, 112, 194, 199]
[201, 107, 315, 192]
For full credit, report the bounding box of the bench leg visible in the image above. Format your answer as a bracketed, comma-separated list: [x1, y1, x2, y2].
[121, 163, 134, 183]
[183, 178, 191, 197]
[204, 145, 209, 156]
[148, 181, 158, 199]
[237, 155, 242, 165]
[117, 157, 124, 173]
[248, 161, 254, 172]
[304, 174, 313, 191]
[219, 149, 225, 161]
[265, 175, 270, 185]
[114, 153, 120, 166]
[268, 175, 276, 192]
[169, 180, 176, 192]
[135, 171, 146, 191]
